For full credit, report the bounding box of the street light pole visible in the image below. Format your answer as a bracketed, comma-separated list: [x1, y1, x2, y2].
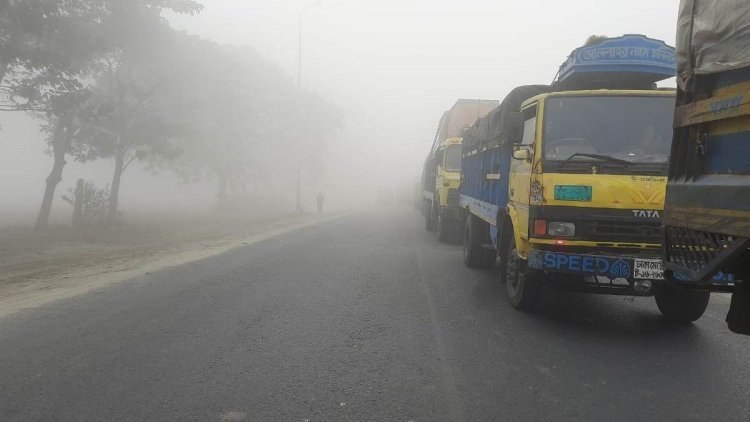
[296, 163, 301, 213]
[298, 0, 321, 89]
[296, 0, 321, 212]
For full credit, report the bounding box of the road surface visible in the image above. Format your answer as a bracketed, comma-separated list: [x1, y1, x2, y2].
[1, 209, 748, 421]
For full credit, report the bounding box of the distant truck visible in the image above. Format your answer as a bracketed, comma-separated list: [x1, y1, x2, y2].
[663, 0, 750, 333]
[459, 35, 704, 321]
[423, 99, 498, 241]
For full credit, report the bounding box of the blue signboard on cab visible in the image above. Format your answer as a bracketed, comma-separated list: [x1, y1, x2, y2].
[557, 34, 677, 82]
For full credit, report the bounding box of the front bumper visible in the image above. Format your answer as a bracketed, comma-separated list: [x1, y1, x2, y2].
[527, 250, 664, 282]
[663, 224, 741, 291]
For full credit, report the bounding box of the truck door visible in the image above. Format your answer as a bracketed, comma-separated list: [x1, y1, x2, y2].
[509, 103, 538, 240]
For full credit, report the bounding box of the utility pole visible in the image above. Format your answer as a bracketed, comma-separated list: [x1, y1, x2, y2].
[296, 0, 321, 212]
[296, 163, 302, 213]
[298, 0, 321, 89]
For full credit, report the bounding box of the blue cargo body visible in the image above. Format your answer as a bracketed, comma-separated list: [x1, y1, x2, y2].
[458, 85, 550, 248]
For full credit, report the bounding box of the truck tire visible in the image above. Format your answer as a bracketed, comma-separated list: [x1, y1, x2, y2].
[654, 283, 709, 323]
[437, 209, 450, 243]
[504, 236, 541, 311]
[463, 215, 495, 268]
[727, 279, 750, 335]
[424, 201, 435, 231]
[497, 218, 511, 284]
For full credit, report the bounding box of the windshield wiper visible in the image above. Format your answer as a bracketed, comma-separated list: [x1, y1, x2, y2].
[561, 153, 634, 165]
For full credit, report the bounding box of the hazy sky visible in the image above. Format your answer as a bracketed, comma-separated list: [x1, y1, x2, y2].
[167, 0, 681, 183]
[0, 0, 682, 224]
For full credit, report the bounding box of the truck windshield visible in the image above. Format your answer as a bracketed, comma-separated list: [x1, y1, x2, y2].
[444, 145, 462, 172]
[543, 95, 674, 164]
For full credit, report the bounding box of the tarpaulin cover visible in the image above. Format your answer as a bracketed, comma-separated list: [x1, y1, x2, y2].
[677, 0, 750, 81]
[430, 99, 498, 156]
[462, 85, 551, 150]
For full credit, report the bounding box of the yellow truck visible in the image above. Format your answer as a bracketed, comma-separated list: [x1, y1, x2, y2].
[423, 99, 497, 241]
[460, 35, 704, 322]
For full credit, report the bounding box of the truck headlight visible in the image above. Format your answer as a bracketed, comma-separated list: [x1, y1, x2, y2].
[548, 222, 575, 237]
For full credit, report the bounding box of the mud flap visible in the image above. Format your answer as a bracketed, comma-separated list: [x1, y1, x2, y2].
[726, 282, 750, 335]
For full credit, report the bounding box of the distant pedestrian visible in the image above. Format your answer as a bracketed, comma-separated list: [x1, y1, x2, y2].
[316, 192, 325, 214]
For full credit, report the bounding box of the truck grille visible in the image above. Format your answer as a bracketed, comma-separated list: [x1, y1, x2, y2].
[664, 226, 733, 272]
[447, 188, 459, 205]
[586, 221, 661, 243]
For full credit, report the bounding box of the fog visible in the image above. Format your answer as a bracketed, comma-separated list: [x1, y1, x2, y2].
[0, 0, 680, 227]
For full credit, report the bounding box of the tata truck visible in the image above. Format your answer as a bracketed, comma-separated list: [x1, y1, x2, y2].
[663, 0, 750, 334]
[459, 35, 704, 322]
[423, 99, 498, 241]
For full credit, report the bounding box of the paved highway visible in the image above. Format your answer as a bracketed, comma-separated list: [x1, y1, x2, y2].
[1, 209, 749, 421]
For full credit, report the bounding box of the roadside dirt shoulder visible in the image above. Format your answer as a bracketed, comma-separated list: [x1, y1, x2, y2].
[0, 213, 344, 318]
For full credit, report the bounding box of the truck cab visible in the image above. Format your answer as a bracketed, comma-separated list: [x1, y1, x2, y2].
[424, 137, 462, 240]
[509, 90, 676, 299]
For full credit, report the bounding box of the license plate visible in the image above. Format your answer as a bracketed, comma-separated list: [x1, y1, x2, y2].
[633, 258, 664, 280]
[554, 185, 592, 201]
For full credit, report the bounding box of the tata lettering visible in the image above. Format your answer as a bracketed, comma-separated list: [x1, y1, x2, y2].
[631, 209, 660, 218]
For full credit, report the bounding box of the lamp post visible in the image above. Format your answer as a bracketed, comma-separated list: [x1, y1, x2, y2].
[295, 0, 321, 212]
[298, 0, 321, 89]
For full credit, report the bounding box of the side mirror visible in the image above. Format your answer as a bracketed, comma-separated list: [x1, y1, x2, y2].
[505, 112, 524, 144]
[512, 146, 532, 161]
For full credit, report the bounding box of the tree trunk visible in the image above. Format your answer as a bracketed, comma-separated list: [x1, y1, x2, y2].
[34, 146, 67, 230]
[0, 55, 10, 88]
[217, 171, 228, 210]
[71, 178, 84, 227]
[34, 118, 71, 230]
[107, 149, 125, 225]
[0, 8, 9, 87]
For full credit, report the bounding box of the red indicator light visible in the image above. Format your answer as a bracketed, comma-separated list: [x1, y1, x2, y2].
[555, 240, 565, 245]
[534, 219, 547, 236]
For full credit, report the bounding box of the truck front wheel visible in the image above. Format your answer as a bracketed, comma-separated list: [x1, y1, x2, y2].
[654, 283, 709, 323]
[504, 236, 541, 311]
[424, 201, 435, 231]
[437, 209, 450, 242]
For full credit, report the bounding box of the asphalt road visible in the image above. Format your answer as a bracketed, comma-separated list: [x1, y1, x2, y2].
[1, 208, 749, 422]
